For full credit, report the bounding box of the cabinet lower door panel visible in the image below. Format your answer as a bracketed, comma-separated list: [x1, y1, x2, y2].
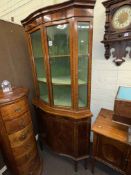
[37, 109, 91, 159]
[94, 134, 129, 172]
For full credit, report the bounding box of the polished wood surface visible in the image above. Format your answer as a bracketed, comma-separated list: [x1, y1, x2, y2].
[37, 108, 91, 171]
[22, 0, 96, 118]
[92, 108, 128, 144]
[0, 88, 42, 175]
[101, 0, 131, 65]
[113, 88, 131, 125]
[22, 0, 96, 171]
[5, 111, 31, 134]
[21, 0, 96, 31]
[92, 108, 131, 175]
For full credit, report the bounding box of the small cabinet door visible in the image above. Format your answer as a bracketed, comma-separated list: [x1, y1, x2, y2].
[96, 135, 128, 172]
[40, 111, 74, 156]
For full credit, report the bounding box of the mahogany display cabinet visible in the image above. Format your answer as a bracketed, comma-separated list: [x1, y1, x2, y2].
[21, 0, 96, 171]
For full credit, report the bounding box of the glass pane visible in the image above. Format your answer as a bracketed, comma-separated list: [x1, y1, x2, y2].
[53, 85, 71, 106]
[31, 30, 49, 103]
[47, 24, 71, 107]
[78, 22, 89, 107]
[38, 82, 48, 103]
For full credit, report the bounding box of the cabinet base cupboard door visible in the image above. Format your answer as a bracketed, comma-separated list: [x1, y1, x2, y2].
[21, 0, 96, 171]
[37, 108, 91, 171]
[0, 88, 43, 175]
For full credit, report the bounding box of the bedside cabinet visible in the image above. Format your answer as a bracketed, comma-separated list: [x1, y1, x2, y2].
[92, 108, 131, 175]
[0, 88, 43, 175]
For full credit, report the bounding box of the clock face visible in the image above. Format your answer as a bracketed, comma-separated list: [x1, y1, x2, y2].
[112, 5, 131, 30]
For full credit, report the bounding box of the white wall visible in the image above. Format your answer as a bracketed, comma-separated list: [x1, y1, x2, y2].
[0, 0, 131, 124]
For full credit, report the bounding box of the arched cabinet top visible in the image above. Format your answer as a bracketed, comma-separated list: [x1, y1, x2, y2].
[21, 0, 96, 31]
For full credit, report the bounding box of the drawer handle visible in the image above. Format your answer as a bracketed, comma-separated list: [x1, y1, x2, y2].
[15, 108, 21, 113]
[20, 134, 26, 140]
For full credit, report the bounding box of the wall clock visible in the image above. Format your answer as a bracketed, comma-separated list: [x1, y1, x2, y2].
[102, 0, 131, 66]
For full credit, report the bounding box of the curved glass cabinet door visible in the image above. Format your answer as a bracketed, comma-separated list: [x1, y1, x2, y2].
[46, 24, 71, 107]
[30, 30, 49, 103]
[78, 22, 89, 108]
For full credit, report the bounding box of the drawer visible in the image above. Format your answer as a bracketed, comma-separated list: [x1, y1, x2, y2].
[17, 154, 40, 175]
[12, 133, 36, 157]
[0, 98, 28, 121]
[15, 144, 37, 166]
[9, 123, 33, 147]
[5, 111, 32, 134]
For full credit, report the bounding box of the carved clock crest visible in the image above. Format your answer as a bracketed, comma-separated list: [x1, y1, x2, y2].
[102, 0, 131, 66]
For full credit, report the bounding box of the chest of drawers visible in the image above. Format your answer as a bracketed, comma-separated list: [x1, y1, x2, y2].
[0, 88, 43, 175]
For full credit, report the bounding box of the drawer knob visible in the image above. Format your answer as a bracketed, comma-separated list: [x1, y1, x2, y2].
[15, 108, 21, 113]
[20, 134, 26, 140]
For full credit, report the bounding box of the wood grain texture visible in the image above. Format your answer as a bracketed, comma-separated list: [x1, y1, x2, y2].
[0, 88, 43, 175]
[113, 90, 131, 125]
[22, 0, 96, 171]
[102, 0, 131, 65]
[92, 108, 128, 144]
[37, 108, 91, 159]
[92, 108, 131, 175]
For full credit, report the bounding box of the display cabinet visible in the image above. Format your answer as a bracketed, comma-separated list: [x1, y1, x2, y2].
[22, 0, 96, 171]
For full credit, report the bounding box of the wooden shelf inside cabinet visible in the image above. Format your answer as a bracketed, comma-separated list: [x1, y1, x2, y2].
[22, 0, 96, 171]
[38, 77, 87, 85]
[49, 54, 88, 58]
[40, 94, 86, 107]
[50, 55, 70, 58]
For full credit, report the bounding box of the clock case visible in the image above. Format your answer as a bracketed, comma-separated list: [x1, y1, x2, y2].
[102, 0, 131, 65]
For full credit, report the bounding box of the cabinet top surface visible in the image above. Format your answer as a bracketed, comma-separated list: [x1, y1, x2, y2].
[92, 108, 128, 144]
[0, 88, 28, 105]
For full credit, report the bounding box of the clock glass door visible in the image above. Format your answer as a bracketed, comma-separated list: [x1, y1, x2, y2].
[46, 23, 71, 107]
[78, 22, 89, 107]
[112, 5, 131, 30]
[31, 30, 49, 103]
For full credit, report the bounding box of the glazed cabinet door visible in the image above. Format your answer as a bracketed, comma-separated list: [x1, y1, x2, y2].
[46, 23, 72, 107]
[95, 135, 128, 172]
[30, 30, 49, 103]
[77, 22, 90, 108]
